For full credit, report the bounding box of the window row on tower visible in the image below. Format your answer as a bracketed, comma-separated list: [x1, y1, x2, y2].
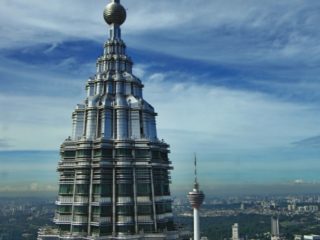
[60, 148, 169, 162]
[57, 221, 174, 237]
[71, 107, 158, 141]
[86, 76, 141, 97]
[58, 182, 170, 198]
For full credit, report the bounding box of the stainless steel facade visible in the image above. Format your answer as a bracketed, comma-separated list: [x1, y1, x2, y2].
[38, 1, 186, 239]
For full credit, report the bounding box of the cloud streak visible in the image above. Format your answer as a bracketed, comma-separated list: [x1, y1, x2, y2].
[293, 135, 320, 148]
[0, 139, 11, 149]
[141, 68, 320, 149]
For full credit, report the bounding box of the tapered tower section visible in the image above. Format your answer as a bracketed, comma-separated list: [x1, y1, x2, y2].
[38, 1, 183, 239]
[187, 156, 205, 240]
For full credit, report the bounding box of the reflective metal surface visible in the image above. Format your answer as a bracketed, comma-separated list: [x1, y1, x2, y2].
[103, 1, 126, 26]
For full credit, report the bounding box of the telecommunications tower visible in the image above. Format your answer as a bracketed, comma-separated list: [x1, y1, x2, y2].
[187, 156, 205, 240]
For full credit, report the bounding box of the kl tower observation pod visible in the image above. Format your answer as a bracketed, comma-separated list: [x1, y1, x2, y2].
[187, 156, 205, 240]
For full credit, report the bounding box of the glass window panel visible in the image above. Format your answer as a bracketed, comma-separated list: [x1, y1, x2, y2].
[137, 184, 151, 196]
[74, 206, 88, 214]
[160, 152, 168, 161]
[59, 184, 73, 194]
[92, 184, 101, 194]
[73, 226, 87, 233]
[91, 226, 99, 235]
[167, 220, 174, 231]
[76, 184, 89, 194]
[117, 184, 133, 196]
[115, 149, 132, 157]
[135, 149, 149, 158]
[156, 203, 165, 214]
[58, 205, 72, 213]
[93, 149, 102, 157]
[59, 225, 70, 232]
[157, 222, 167, 231]
[92, 206, 100, 215]
[102, 149, 113, 158]
[165, 203, 172, 212]
[62, 151, 76, 158]
[154, 184, 162, 196]
[151, 151, 160, 159]
[116, 225, 134, 234]
[101, 206, 112, 216]
[77, 149, 91, 157]
[138, 224, 153, 233]
[137, 205, 152, 215]
[164, 185, 170, 195]
[100, 226, 112, 235]
[93, 149, 113, 158]
[101, 184, 112, 196]
[117, 205, 133, 215]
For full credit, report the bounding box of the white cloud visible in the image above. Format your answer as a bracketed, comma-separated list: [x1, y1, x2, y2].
[30, 182, 39, 191]
[0, 93, 77, 150]
[0, 182, 58, 192]
[0, 0, 106, 48]
[142, 70, 320, 151]
[1, 0, 320, 66]
[293, 179, 304, 184]
[0, 62, 319, 151]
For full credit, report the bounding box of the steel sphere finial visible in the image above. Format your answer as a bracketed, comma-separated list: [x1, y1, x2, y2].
[103, 0, 126, 26]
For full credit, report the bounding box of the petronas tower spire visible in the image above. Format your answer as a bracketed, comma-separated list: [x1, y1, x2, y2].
[38, 1, 189, 239]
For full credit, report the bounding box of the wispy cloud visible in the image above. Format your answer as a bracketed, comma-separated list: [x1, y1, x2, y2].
[140, 67, 320, 150]
[2, 0, 320, 102]
[0, 93, 78, 150]
[0, 139, 11, 149]
[2, 0, 320, 64]
[293, 135, 320, 148]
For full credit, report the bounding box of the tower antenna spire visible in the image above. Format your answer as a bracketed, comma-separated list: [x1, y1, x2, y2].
[194, 153, 199, 190]
[194, 154, 197, 181]
[103, 0, 126, 40]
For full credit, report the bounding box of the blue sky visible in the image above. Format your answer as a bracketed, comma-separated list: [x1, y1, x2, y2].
[1, 0, 320, 194]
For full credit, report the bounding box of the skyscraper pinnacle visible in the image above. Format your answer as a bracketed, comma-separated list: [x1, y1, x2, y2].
[38, 1, 185, 239]
[103, 0, 126, 26]
[103, 0, 126, 40]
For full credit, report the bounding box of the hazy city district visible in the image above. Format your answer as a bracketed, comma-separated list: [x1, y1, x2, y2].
[0, 194, 319, 240]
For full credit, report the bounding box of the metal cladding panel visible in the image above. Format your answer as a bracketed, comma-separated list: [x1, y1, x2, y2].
[72, 107, 85, 141]
[131, 110, 141, 139]
[103, 109, 113, 139]
[86, 109, 97, 140]
[116, 109, 128, 139]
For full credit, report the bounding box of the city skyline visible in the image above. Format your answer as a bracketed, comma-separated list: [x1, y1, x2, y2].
[1, 0, 320, 194]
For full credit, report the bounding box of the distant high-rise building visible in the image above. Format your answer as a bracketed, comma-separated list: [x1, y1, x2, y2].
[304, 235, 320, 240]
[288, 204, 296, 211]
[240, 203, 245, 210]
[271, 216, 280, 240]
[38, 0, 187, 239]
[294, 235, 302, 240]
[232, 223, 239, 240]
[187, 156, 205, 240]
